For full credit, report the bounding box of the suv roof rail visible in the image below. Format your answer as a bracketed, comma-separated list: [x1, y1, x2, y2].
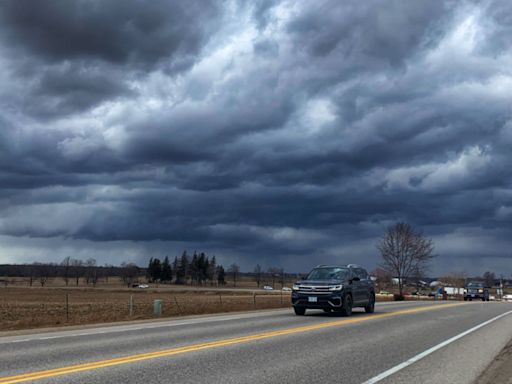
[346, 264, 361, 268]
[315, 264, 328, 268]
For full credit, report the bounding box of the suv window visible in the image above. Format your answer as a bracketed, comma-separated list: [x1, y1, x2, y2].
[306, 267, 349, 280]
[354, 268, 368, 280]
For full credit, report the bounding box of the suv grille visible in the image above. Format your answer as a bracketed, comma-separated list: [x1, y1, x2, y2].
[297, 285, 331, 294]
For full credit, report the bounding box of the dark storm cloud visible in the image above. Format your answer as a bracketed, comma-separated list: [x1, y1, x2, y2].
[0, 0, 220, 68]
[0, 0, 511, 274]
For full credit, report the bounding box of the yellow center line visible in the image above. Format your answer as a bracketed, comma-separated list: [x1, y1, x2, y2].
[0, 303, 467, 384]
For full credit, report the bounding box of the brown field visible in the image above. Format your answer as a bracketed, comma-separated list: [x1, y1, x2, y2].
[0, 285, 294, 331]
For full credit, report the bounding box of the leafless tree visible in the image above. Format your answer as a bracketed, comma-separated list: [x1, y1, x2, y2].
[71, 259, 84, 286]
[253, 264, 262, 288]
[377, 222, 435, 297]
[483, 271, 496, 288]
[84, 258, 97, 285]
[228, 263, 240, 287]
[120, 262, 139, 287]
[371, 267, 392, 292]
[267, 267, 280, 288]
[61, 257, 71, 286]
[440, 272, 467, 288]
[33, 263, 51, 287]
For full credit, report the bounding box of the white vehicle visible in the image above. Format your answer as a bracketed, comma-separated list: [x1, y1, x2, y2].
[138, 284, 149, 289]
[263, 285, 273, 291]
[503, 294, 512, 302]
[282, 287, 292, 292]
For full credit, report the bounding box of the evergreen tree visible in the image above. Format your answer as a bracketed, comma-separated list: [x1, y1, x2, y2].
[151, 258, 162, 282]
[176, 251, 189, 284]
[208, 256, 217, 286]
[161, 256, 172, 283]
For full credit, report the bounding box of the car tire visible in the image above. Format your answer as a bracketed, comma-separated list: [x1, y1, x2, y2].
[464, 297, 467, 301]
[323, 308, 331, 313]
[340, 294, 353, 317]
[365, 294, 375, 314]
[294, 307, 306, 316]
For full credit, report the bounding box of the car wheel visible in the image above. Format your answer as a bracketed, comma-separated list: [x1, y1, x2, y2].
[341, 294, 353, 317]
[323, 308, 331, 313]
[365, 294, 375, 314]
[294, 307, 306, 316]
[464, 297, 467, 301]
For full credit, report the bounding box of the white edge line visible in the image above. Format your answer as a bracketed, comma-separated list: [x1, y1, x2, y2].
[361, 309, 512, 384]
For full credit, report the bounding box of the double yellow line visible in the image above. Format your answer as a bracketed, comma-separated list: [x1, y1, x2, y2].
[0, 303, 466, 384]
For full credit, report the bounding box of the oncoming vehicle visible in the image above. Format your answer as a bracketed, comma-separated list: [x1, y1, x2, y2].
[291, 264, 375, 316]
[464, 282, 489, 301]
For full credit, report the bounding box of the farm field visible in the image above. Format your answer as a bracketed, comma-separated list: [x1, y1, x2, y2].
[0, 285, 294, 331]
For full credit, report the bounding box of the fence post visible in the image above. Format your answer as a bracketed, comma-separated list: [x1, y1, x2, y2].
[66, 293, 69, 322]
[253, 292, 256, 308]
[154, 299, 162, 316]
[219, 293, 223, 308]
[129, 295, 133, 317]
[173, 296, 183, 315]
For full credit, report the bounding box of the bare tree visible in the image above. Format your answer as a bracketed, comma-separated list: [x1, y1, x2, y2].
[483, 271, 496, 288]
[33, 263, 51, 287]
[267, 267, 280, 289]
[61, 257, 71, 286]
[71, 259, 84, 286]
[440, 272, 466, 288]
[253, 264, 262, 288]
[120, 262, 139, 287]
[371, 267, 392, 292]
[377, 222, 435, 297]
[84, 258, 97, 285]
[228, 263, 240, 287]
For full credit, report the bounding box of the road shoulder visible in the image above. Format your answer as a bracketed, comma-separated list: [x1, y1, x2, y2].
[476, 337, 512, 384]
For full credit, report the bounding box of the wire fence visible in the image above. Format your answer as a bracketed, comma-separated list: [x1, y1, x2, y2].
[0, 288, 291, 331]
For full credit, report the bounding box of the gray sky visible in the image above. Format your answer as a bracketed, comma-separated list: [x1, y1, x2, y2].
[0, 0, 511, 275]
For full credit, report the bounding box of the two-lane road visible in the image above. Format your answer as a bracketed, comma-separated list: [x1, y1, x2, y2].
[1, 301, 511, 384]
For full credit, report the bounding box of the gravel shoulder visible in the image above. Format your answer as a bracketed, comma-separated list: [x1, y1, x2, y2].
[476, 338, 512, 384]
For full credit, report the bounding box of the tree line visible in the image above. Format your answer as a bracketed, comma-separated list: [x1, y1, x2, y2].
[147, 251, 227, 286]
[0, 258, 143, 287]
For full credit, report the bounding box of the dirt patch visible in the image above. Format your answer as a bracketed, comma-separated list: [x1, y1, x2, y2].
[476, 338, 512, 384]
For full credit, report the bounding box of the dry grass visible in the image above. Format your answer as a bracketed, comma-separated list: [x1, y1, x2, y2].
[0, 286, 291, 331]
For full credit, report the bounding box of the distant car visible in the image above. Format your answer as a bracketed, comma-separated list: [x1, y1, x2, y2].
[138, 284, 149, 289]
[464, 282, 489, 301]
[503, 294, 512, 302]
[282, 287, 291, 291]
[263, 285, 273, 290]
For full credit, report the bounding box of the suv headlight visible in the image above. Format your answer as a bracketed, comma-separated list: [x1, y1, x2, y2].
[329, 285, 343, 291]
[292, 284, 300, 291]
[478, 289, 483, 293]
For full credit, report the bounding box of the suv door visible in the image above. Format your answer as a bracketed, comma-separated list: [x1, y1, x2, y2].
[352, 268, 369, 304]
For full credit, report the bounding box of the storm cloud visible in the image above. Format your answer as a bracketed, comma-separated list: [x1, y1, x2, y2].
[0, 0, 511, 275]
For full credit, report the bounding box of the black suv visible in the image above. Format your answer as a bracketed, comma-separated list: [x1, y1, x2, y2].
[291, 264, 375, 316]
[464, 282, 490, 301]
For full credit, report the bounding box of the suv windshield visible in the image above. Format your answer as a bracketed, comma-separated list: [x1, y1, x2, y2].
[467, 282, 483, 288]
[306, 267, 349, 280]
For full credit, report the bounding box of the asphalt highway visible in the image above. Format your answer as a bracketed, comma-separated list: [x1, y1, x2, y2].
[1, 301, 512, 384]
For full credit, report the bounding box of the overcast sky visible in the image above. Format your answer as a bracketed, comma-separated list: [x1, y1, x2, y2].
[0, 0, 511, 275]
